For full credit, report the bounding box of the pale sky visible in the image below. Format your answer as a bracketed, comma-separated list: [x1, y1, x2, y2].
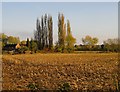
[2, 2, 118, 45]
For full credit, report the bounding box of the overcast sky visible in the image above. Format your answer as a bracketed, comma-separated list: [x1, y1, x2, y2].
[2, 2, 118, 44]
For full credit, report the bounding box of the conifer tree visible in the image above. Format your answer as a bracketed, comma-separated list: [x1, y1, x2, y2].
[26, 38, 30, 49]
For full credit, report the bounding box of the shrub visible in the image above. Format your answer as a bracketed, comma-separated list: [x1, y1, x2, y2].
[58, 82, 71, 92]
[26, 83, 39, 90]
[18, 46, 29, 54]
[66, 48, 73, 53]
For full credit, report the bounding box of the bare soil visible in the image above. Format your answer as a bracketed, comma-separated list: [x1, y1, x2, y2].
[2, 53, 118, 91]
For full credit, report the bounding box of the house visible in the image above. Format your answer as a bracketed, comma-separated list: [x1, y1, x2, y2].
[3, 43, 21, 51]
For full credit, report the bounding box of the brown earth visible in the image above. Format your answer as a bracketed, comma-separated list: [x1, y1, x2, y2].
[2, 53, 119, 91]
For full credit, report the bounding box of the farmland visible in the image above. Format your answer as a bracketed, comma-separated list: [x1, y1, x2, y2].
[2, 53, 118, 91]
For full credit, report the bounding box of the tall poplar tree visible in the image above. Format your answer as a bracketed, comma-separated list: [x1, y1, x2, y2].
[44, 14, 48, 47]
[41, 15, 45, 49]
[34, 14, 53, 51]
[48, 15, 53, 49]
[66, 20, 76, 52]
[36, 18, 42, 50]
[58, 13, 66, 51]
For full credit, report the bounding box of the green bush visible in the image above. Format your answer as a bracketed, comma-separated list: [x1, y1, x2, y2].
[58, 82, 71, 92]
[66, 48, 73, 53]
[18, 46, 29, 54]
[26, 83, 39, 90]
[54, 47, 62, 52]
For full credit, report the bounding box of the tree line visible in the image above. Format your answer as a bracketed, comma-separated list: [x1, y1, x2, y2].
[1, 13, 119, 53]
[0, 33, 20, 47]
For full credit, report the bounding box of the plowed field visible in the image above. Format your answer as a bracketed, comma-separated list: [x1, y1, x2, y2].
[2, 53, 118, 91]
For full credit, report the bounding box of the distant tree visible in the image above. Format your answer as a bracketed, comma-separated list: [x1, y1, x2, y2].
[21, 40, 26, 44]
[44, 14, 48, 48]
[34, 14, 53, 51]
[63, 23, 66, 49]
[7, 36, 20, 44]
[103, 38, 119, 52]
[30, 38, 37, 53]
[41, 15, 45, 49]
[82, 35, 98, 50]
[7, 36, 14, 44]
[61, 14, 66, 49]
[82, 35, 98, 45]
[1, 33, 20, 47]
[58, 13, 61, 48]
[18, 46, 29, 54]
[0, 33, 8, 47]
[48, 15, 53, 50]
[66, 20, 76, 52]
[26, 38, 30, 49]
[58, 13, 66, 52]
[34, 18, 42, 50]
[57, 13, 76, 52]
[1, 33, 7, 41]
